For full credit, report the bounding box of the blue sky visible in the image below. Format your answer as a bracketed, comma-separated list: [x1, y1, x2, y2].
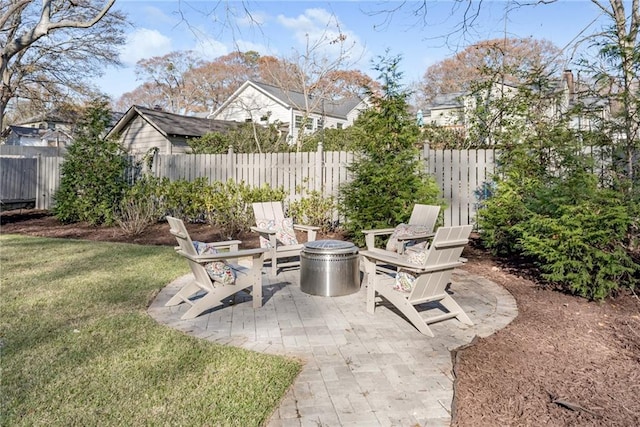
[95, 1, 617, 100]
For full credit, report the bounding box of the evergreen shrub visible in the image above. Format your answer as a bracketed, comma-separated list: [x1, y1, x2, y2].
[54, 99, 130, 225]
[339, 53, 443, 246]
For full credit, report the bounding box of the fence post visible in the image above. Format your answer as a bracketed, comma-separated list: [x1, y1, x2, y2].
[316, 142, 324, 193]
[227, 145, 234, 182]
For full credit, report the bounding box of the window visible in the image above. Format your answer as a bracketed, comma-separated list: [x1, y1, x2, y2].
[295, 115, 314, 130]
[336, 122, 343, 129]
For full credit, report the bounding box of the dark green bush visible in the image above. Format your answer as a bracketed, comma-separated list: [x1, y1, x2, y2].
[516, 194, 636, 299]
[54, 99, 131, 225]
[477, 131, 638, 299]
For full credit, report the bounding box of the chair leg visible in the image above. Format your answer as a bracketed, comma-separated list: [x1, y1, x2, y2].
[401, 304, 436, 337]
[165, 281, 200, 306]
[364, 258, 377, 314]
[384, 292, 436, 337]
[440, 295, 473, 325]
[251, 257, 264, 308]
[270, 248, 278, 277]
[180, 293, 222, 319]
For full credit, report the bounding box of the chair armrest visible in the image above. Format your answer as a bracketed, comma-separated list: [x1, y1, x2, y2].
[204, 240, 242, 252]
[395, 232, 435, 242]
[362, 228, 395, 250]
[293, 224, 319, 242]
[360, 250, 463, 274]
[178, 247, 267, 263]
[432, 239, 468, 249]
[250, 226, 276, 235]
[293, 224, 320, 232]
[362, 228, 395, 236]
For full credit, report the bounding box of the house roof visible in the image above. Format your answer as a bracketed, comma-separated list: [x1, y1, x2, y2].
[213, 80, 366, 120]
[2, 125, 41, 138]
[18, 108, 77, 126]
[425, 92, 465, 115]
[107, 105, 238, 139]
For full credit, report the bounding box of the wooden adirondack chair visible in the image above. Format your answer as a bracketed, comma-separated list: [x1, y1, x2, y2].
[165, 216, 267, 320]
[250, 201, 320, 276]
[360, 225, 473, 337]
[362, 204, 441, 254]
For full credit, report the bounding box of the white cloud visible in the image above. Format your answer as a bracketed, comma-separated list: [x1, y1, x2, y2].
[192, 36, 229, 60]
[120, 28, 173, 65]
[276, 8, 365, 63]
[236, 10, 268, 27]
[234, 39, 274, 55]
[140, 6, 177, 26]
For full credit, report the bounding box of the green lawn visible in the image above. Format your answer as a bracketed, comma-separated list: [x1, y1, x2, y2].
[0, 234, 301, 426]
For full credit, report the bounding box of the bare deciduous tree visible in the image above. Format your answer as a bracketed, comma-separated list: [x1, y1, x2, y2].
[419, 37, 564, 106]
[133, 51, 204, 114]
[0, 0, 127, 127]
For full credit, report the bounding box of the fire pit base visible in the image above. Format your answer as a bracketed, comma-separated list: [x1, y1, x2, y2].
[300, 240, 360, 296]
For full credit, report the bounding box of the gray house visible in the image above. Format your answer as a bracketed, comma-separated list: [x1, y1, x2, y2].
[1, 125, 73, 149]
[106, 105, 237, 154]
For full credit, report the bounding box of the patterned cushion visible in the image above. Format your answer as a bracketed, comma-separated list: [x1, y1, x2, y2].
[192, 241, 236, 285]
[386, 223, 431, 252]
[393, 247, 429, 293]
[255, 218, 299, 248]
[275, 218, 299, 246]
[255, 219, 276, 248]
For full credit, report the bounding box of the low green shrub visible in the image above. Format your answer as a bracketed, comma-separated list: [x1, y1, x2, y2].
[517, 193, 637, 299]
[115, 177, 165, 236]
[288, 187, 336, 232]
[477, 136, 638, 299]
[203, 181, 287, 239]
[158, 177, 210, 221]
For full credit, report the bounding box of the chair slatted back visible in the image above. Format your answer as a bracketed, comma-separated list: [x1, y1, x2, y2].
[409, 204, 440, 232]
[166, 216, 212, 287]
[408, 225, 473, 302]
[252, 202, 285, 222]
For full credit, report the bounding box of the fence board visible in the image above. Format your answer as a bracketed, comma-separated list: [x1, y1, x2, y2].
[1, 157, 36, 204]
[36, 156, 62, 210]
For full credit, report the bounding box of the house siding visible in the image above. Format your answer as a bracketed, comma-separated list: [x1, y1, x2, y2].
[216, 86, 290, 125]
[119, 116, 171, 154]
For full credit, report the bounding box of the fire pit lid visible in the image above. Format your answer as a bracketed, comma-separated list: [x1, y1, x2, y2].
[303, 239, 357, 254]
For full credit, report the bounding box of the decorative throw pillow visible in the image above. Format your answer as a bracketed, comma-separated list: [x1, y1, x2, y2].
[192, 241, 236, 285]
[393, 246, 429, 293]
[275, 217, 299, 246]
[255, 218, 298, 247]
[386, 223, 431, 252]
[255, 218, 277, 248]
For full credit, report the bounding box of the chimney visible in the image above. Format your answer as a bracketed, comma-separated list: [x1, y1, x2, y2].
[563, 70, 575, 98]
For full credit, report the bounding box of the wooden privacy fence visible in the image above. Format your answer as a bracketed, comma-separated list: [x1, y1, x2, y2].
[2, 146, 498, 227]
[147, 148, 354, 202]
[424, 146, 497, 228]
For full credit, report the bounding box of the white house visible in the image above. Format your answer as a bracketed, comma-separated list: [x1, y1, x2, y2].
[209, 81, 370, 144]
[423, 70, 610, 138]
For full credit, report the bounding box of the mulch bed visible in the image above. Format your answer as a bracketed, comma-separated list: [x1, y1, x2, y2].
[2, 209, 639, 426]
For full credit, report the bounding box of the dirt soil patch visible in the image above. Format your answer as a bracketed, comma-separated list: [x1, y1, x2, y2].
[2, 209, 639, 426]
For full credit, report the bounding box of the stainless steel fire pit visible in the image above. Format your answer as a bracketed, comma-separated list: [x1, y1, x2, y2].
[300, 240, 360, 296]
